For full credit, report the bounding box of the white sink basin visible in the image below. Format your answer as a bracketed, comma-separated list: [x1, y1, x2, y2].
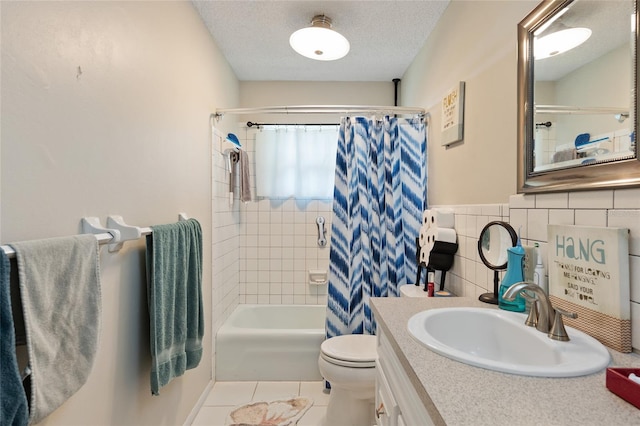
[407, 307, 610, 377]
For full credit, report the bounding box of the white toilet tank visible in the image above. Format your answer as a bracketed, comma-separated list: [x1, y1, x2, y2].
[400, 284, 430, 297]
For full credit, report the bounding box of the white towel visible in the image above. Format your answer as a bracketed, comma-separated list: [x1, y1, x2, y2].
[10, 235, 101, 424]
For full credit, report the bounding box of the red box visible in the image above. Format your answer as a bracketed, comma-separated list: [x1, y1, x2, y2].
[606, 368, 640, 409]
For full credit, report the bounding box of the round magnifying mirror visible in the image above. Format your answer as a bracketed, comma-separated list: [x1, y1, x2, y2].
[478, 221, 517, 305]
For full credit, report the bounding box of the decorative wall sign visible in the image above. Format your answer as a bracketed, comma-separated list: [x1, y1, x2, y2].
[548, 224, 631, 352]
[441, 81, 465, 146]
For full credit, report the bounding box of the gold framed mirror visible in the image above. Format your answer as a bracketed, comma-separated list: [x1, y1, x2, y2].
[517, 0, 639, 193]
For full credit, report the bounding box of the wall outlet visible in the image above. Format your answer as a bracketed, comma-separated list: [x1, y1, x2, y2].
[523, 245, 536, 282]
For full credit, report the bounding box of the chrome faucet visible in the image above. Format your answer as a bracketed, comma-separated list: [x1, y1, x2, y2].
[503, 281, 577, 341]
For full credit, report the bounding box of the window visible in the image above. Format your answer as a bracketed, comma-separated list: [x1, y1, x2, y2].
[255, 126, 338, 199]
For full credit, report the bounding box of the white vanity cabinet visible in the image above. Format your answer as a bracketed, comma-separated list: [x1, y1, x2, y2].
[375, 330, 434, 426]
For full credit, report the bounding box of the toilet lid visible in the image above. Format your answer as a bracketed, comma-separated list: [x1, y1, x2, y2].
[321, 335, 377, 363]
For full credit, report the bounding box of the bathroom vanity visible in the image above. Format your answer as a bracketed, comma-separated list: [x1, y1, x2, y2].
[371, 297, 640, 425]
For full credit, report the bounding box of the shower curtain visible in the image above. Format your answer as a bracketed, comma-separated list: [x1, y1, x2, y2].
[326, 116, 427, 337]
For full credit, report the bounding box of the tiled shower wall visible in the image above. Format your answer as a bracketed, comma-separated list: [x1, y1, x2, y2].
[236, 126, 331, 305]
[211, 128, 241, 350]
[439, 187, 640, 350]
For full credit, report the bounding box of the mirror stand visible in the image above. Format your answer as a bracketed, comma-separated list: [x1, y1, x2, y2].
[477, 221, 517, 305]
[479, 271, 500, 305]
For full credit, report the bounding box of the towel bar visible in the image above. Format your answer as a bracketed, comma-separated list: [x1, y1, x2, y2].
[0, 213, 190, 258]
[0, 232, 113, 259]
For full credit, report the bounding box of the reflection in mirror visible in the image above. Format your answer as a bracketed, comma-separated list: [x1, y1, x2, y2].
[478, 221, 517, 305]
[533, 0, 634, 172]
[517, 0, 640, 193]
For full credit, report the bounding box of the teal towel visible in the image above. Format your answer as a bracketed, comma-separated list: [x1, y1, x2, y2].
[10, 235, 101, 424]
[0, 250, 29, 426]
[146, 218, 203, 395]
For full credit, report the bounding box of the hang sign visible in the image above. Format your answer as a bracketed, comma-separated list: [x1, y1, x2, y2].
[548, 224, 630, 318]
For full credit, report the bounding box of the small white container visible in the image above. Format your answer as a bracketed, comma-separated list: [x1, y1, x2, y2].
[533, 244, 547, 293]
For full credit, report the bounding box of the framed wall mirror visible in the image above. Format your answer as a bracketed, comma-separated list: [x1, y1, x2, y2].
[517, 0, 639, 193]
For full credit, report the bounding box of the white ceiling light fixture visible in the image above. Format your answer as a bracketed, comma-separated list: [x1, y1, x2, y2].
[289, 15, 350, 61]
[534, 27, 592, 60]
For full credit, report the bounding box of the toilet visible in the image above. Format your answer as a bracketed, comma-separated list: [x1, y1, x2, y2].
[400, 283, 431, 297]
[318, 334, 377, 426]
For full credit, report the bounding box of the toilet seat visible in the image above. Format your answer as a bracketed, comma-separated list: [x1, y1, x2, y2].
[320, 335, 377, 368]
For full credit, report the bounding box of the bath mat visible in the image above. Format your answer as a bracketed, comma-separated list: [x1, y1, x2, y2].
[226, 397, 313, 426]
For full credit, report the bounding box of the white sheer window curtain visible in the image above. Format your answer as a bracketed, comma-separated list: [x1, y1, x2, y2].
[255, 126, 339, 199]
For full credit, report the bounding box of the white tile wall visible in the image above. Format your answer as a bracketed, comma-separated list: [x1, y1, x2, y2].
[435, 188, 640, 351]
[569, 190, 614, 209]
[236, 126, 331, 306]
[438, 204, 508, 299]
[211, 128, 242, 380]
[614, 188, 640, 208]
[536, 192, 568, 209]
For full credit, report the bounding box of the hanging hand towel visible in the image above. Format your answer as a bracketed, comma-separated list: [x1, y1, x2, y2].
[10, 235, 101, 424]
[146, 218, 203, 395]
[239, 150, 252, 203]
[0, 250, 29, 426]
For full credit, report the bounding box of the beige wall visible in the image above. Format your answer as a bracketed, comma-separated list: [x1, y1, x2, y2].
[238, 81, 395, 123]
[240, 81, 395, 106]
[1, 1, 238, 425]
[402, 0, 538, 205]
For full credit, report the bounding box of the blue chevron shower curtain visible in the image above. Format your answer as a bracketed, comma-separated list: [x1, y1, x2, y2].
[326, 116, 427, 337]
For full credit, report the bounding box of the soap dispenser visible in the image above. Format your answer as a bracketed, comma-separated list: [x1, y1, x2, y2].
[498, 231, 526, 312]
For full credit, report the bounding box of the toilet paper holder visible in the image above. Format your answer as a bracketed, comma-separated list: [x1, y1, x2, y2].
[416, 240, 459, 293]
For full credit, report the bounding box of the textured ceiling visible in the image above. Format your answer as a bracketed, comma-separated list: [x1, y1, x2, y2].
[191, 0, 450, 82]
[191, 0, 632, 83]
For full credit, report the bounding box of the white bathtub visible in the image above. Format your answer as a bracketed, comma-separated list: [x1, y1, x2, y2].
[216, 304, 326, 381]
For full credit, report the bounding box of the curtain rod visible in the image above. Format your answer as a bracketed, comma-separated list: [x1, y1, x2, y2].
[214, 105, 426, 121]
[246, 121, 339, 128]
[535, 105, 629, 115]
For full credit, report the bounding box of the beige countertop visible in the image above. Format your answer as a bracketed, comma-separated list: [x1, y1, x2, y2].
[371, 297, 640, 425]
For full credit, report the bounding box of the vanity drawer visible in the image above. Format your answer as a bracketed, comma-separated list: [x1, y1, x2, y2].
[375, 358, 400, 426]
[377, 331, 434, 426]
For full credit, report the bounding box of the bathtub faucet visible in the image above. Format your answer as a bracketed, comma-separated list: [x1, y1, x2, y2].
[503, 281, 577, 341]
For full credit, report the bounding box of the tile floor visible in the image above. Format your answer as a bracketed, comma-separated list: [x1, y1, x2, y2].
[191, 381, 329, 426]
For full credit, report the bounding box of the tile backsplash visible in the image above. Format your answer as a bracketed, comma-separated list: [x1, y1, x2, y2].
[436, 187, 640, 351]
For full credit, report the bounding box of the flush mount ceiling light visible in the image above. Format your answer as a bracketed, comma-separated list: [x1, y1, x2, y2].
[534, 27, 592, 60]
[289, 15, 350, 61]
